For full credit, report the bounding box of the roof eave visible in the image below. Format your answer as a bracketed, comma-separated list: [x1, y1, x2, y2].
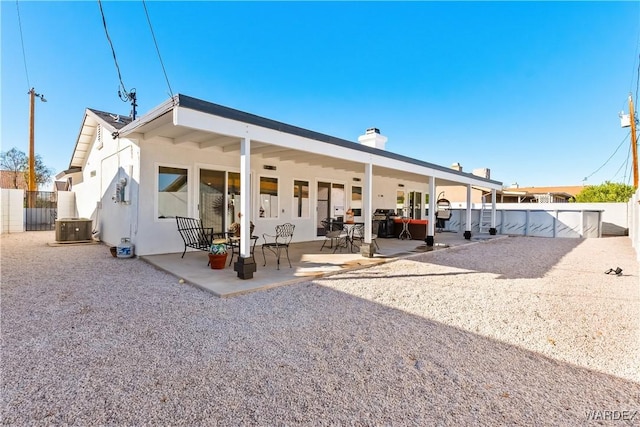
[118, 95, 179, 137]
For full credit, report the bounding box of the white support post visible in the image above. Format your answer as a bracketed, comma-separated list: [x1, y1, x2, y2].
[240, 137, 251, 257]
[235, 136, 256, 279]
[361, 161, 375, 257]
[364, 162, 373, 242]
[464, 184, 472, 240]
[427, 176, 435, 245]
[490, 189, 497, 235]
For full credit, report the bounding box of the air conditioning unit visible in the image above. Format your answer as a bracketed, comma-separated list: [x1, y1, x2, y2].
[55, 218, 93, 242]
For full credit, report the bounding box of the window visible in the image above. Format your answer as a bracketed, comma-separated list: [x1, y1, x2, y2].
[259, 176, 278, 218]
[158, 166, 188, 218]
[396, 190, 406, 216]
[293, 180, 309, 218]
[351, 186, 362, 219]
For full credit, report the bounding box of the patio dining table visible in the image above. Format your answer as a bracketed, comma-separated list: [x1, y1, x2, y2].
[331, 221, 364, 253]
[226, 233, 259, 266]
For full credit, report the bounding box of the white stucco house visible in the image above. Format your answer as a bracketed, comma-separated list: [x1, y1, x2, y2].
[58, 94, 503, 278]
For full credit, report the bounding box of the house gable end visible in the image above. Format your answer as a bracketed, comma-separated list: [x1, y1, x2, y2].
[66, 108, 131, 173]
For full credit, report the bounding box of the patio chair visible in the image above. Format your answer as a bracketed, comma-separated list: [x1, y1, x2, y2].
[351, 223, 379, 251]
[262, 223, 295, 270]
[320, 218, 348, 252]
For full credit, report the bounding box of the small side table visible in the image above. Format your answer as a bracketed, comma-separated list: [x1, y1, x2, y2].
[227, 235, 259, 266]
[398, 217, 412, 240]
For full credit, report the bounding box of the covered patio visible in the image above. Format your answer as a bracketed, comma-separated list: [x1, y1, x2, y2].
[60, 94, 504, 285]
[142, 231, 502, 297]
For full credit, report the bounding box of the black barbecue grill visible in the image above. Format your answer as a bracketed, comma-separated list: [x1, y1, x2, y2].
[436, 198, 451, 230]
[373, 209, 397, 238]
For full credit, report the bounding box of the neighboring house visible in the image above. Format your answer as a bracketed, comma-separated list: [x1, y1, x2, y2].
[436, 171, 586, 205]
[52, 181, 69, 192]
[57, 94, 503, 269]
[0, 170, 28, 190]
[435, 164, 493, 205]
[499, 185, 585, 203]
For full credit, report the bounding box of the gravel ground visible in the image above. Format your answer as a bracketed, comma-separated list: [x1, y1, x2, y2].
[1, 231, 639, 426]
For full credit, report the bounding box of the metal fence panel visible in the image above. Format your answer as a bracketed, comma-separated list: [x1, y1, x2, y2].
[24, 191, 57, 231]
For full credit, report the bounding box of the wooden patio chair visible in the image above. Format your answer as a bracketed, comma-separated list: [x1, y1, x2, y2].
[262, 223, 295, 270]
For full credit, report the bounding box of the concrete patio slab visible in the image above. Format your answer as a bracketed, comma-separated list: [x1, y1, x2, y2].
[142, 232, 502, 297]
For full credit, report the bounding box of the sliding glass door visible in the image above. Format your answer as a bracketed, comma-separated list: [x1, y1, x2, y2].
[199, 169, 225, 233]
[316, 181, 345, 236]
[199, 170, 242, 234]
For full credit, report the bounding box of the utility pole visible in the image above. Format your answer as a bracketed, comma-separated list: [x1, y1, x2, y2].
[28, 89, 36, 193]
[27, 88, 46, 197]
[27, 88, 46, 208]
[629, 95, 639, 189]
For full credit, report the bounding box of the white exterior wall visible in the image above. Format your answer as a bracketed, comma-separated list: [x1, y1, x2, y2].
[134, 138, 431, 256]
[73, 131, 139, 247]
[56, 191, 78, 219]
[0, 189, 25, 234]
[630, 189, 639, 261]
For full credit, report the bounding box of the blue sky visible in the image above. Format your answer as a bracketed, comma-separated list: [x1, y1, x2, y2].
[2, 1, 639, 188]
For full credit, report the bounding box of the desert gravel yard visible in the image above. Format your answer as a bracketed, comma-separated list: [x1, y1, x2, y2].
[1, 232, 639, 425]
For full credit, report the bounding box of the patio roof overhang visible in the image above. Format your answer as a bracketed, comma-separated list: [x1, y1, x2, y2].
[117, 94, 503, 190]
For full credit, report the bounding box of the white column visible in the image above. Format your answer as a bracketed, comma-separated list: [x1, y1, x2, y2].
[240, 137, 251, 257]
[465, 184, 472, 238]
[491, 189, 497, 230]
[428, 176, 436, 241]
[364, 162, 373, 243]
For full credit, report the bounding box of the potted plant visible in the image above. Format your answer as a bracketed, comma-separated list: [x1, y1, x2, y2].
[345, 208, 355, 224]
[228, 218, 255, 237]
[208, 239, 228, 269]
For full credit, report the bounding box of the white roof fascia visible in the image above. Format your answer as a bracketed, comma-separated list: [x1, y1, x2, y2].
[173, 105, 502, 191]
[68, 109, 123, 170]
[118, 95, 178, 137]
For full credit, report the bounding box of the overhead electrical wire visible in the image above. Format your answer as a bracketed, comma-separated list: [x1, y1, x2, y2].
[97, 0, 127, 94]
[97, 0, 136, 112]
[142, 0, 174, 98]
[15, 0, 30, 90]
[610, 144, 631, 182]
[582, 131, 630, 182]
[635, 53, 640, 106]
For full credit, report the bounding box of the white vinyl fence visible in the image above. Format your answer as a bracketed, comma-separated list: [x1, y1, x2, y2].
[442, 203, 630, 238]
[1, 189, 25, 233]
[630, 189, 640, 261]
[1, 190, 78, 235]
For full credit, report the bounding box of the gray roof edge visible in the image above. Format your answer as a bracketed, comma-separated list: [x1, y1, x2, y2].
[118, 95, 178, 136]
[86, 109, 132, 130]
[176, 94, 502, 186]
[120, 93, 501, 186]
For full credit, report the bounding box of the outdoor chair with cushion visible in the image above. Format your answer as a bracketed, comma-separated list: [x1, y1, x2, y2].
[262, 223, 295, 270]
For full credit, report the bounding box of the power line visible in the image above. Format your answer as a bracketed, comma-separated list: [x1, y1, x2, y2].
[97, 0, 137, 119]
[582, 131, 630, 182]
[97, 0, 127, 94]
[142, 0, 174, 97]
[15, 0, 30, 90]
[635, 53, 640, 109]
[611, 144, 631, 182]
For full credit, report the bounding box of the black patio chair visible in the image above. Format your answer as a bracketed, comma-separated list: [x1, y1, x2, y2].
[262, 223, 295, 270]
[351, 223, 379, 251]
[320, 218, 348, 252]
